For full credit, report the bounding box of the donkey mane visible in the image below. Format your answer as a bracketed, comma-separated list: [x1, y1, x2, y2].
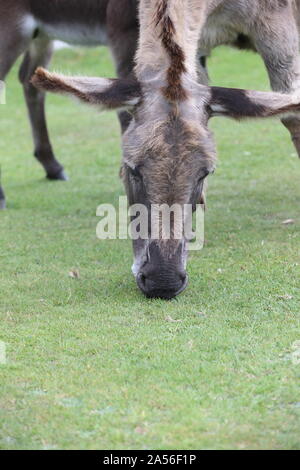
[155, 0, 187, 101]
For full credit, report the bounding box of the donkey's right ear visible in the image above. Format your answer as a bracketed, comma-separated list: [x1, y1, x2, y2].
[31, 68, 142, 111]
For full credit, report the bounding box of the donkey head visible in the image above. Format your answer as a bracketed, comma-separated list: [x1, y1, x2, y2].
[32, 0, 300, 299]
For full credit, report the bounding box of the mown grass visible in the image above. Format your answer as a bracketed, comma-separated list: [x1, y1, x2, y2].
[0, 46, 299, 450]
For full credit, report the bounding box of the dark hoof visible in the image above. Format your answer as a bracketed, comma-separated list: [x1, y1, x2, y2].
[47, 170, 69, 181]
[0, 199, 6, 210]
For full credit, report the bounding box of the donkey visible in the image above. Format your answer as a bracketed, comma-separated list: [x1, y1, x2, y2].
[32, 0, 300, 299]
[197, 0, 300, 159]
[2, 0, 300, 214]
[0, 0, 139, 209]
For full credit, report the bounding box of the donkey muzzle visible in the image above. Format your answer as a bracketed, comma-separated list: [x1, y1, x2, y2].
[136, 242, 188, 299]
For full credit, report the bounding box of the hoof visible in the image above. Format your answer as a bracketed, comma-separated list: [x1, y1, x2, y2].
[0, 199, 6, 210]
[47, 170, 69, 181]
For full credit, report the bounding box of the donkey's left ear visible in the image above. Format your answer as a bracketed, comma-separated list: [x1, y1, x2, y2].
[208, 86, 300, 120]
[31, 68, 142, 110]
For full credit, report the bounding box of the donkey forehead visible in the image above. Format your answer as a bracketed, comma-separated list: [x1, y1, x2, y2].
[123, 108, 214, 169]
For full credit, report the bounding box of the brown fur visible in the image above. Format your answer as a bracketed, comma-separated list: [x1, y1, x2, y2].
[155, 0, 187, 101]
[31, 67, 141, 109]
[0, 0, 139, 195]
[5, 0, 300, 298]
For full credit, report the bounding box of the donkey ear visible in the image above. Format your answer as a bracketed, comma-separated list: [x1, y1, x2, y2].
[31, 68, 142, 110]
[208, 86, 300, 120]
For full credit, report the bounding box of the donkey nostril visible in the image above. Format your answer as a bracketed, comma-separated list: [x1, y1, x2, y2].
[137, 271, 188, 299]
[137, 273, 147, 290]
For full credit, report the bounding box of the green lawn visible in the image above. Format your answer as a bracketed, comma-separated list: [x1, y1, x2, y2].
[0, 46, 299, 450]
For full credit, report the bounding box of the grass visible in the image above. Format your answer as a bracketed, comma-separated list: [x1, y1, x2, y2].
[0, 45, 299, 450]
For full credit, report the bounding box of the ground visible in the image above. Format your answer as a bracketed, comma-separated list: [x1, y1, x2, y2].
[0, 46, 299, 450]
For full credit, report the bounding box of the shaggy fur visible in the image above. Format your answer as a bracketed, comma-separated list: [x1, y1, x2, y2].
[4, 0, 300, 298]
[155, 0, 187, 101]
[32, 67, 141, 109]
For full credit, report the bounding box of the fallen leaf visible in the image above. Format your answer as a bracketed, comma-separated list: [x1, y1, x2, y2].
[69, 269, 80, 279]
[166, 315, 182, 323]
[90, 406, 115, 416]
[291, 340, 300, 350]
[197, 311, 207, 317]
[135, 426, 147, 435]
[277, 294, 293, 301]
[282, 219, 295, 225]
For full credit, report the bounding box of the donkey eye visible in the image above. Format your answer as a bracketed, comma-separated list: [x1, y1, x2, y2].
[198, 169, 210, 183]
[126, 164, 142, 179]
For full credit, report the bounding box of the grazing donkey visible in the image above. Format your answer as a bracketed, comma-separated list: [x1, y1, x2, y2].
[0, 0, 139, 209]
[1, 0, 300, 213]
[32, 0, 300, 299]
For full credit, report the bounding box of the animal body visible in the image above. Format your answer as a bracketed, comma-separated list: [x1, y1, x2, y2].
[0, 0, 138, 209]
[32, 0, 300, 298]
[1, 0, 300, 212]
[198, 0, 300, 159]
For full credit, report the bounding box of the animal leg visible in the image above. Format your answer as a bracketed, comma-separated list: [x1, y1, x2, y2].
[0, 184, 5, 210]
[107, 0, 139, 134]
[0, 16, 32, 209]
[19, 36, 67, 180]
[254, 11, 300, 158]
[281, 115, 300, 159]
